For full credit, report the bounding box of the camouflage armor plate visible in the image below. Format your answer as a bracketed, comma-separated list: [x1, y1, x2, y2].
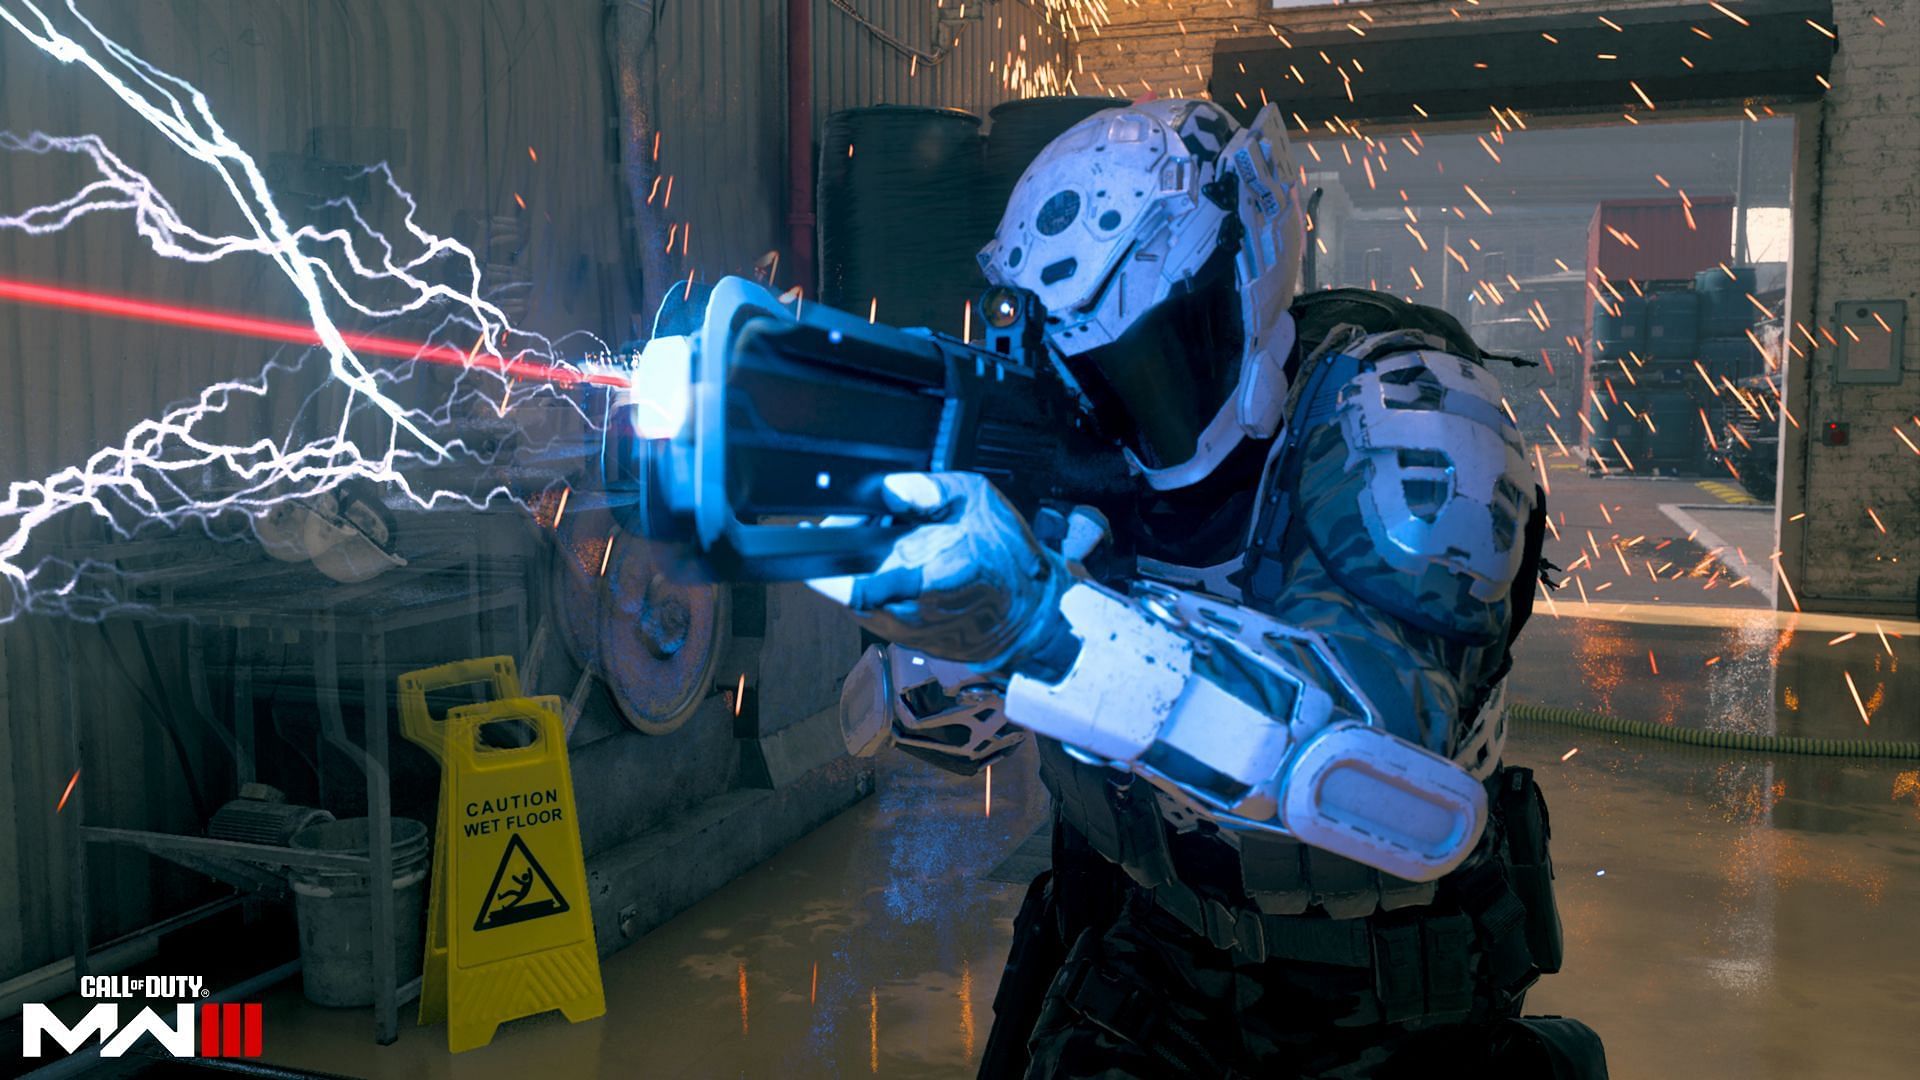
[979, 291, 1605, 1079]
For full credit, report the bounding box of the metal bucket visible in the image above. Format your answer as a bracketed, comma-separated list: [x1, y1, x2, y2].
[288, 817, 430, 1008]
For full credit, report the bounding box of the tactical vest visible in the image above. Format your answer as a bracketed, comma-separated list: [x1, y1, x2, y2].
[1037, 288, 1557, 997]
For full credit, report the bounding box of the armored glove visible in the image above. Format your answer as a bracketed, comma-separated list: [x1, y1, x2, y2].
[807, 472, 1069, 670]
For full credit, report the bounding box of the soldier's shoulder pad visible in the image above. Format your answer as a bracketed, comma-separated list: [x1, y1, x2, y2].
[1299, 343, 1534, 643]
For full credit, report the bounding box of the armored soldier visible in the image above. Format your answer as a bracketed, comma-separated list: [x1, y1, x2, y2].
[815, 99, 1606, 1079]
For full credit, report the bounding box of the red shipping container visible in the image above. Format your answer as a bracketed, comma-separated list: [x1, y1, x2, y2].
[1586, 195, 1735, 288]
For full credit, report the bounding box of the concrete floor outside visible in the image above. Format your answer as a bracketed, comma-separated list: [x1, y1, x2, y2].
[248, 493, 1920, 1079]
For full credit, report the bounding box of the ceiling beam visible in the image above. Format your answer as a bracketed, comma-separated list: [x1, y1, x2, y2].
[1210, 0, 1836, 130]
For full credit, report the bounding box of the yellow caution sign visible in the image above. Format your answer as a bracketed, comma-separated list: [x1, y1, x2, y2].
[399, 657, 524, 1033]
[398, 662, 605, 1052]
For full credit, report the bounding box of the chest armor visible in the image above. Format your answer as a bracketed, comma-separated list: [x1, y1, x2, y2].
[1039, 289, 1515, 920]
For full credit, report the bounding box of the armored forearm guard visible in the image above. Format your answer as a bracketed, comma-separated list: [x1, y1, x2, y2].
[1004, 580, 1488, 882]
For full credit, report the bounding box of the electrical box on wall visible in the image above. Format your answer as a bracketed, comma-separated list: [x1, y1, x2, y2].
[1833, 300, 1907, 385]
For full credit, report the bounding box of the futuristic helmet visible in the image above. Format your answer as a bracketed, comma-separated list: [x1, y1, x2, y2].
[979, 99, 1305, 490]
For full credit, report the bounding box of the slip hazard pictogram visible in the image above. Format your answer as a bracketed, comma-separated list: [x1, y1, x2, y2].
[474, 833, 570, 931]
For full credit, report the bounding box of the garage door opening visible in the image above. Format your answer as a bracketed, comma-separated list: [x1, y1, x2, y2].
[1296, 112, 1796, 611]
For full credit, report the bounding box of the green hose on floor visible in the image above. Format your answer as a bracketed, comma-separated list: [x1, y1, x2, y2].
[1508, 701, 1920, 759]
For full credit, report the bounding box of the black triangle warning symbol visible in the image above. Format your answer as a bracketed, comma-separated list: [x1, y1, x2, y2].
[474, 832, 571, 931]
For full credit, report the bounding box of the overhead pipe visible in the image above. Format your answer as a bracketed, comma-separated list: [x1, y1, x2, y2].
[607, 0, 671, 332]
[787, 0, 816, 298]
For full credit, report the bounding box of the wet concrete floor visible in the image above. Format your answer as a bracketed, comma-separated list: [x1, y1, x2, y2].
[1537, 467, 1776, 609]
[256, 604, 1919, 1079]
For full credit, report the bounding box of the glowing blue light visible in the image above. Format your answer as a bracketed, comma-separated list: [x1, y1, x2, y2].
[815, 471, 831, 489]
[828, 330, 843, 344]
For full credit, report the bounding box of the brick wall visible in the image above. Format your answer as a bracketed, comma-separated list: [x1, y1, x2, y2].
[1797, 0, 1920, 605]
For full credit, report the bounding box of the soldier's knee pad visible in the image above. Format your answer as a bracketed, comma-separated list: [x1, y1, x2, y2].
[1490, 1016, 1608, 1079]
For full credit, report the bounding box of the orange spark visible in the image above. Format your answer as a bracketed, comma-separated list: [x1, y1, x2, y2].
[1771, 553, 1801, 612]
[56, 769, 80, 813]
[1844, 671, 1871, 725]
[738, 962, 750, 1034]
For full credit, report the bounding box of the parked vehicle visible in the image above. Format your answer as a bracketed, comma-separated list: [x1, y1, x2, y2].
[1703, 372, 1780, 501]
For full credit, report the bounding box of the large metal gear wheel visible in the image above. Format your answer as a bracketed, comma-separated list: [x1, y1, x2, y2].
[596, 534, 729, 735]
[549, 502, 614, 675]
[545, 477, 730, 736]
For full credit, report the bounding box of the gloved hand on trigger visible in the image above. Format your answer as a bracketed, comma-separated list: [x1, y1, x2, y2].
[807, 472, 1071, 669]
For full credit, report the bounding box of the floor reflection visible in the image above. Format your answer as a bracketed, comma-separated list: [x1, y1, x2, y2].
[252, 609, 1917, 1079]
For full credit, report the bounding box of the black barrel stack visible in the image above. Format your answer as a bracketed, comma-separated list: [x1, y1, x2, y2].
[817, 96, 1127, 339]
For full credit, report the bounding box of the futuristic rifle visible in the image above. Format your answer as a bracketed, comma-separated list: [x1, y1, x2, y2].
[601, 276, 1131, 582]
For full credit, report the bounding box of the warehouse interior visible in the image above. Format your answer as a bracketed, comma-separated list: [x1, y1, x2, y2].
[0, 1, 1914, 1078]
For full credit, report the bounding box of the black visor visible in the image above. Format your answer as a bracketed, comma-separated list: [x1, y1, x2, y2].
[1059, 248, 1245, 471]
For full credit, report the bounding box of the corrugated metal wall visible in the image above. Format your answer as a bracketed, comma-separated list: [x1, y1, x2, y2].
[0, 0, 1067, 987]
[0, 0, 634, 985]
[646, 0, 1069, 285]
[814, 0, 1071, 120]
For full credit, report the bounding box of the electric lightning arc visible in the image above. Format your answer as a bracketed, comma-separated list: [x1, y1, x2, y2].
[0, 0, 635, 623]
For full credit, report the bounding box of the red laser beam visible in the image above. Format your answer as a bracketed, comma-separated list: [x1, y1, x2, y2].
[0, 274, 628, 389]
